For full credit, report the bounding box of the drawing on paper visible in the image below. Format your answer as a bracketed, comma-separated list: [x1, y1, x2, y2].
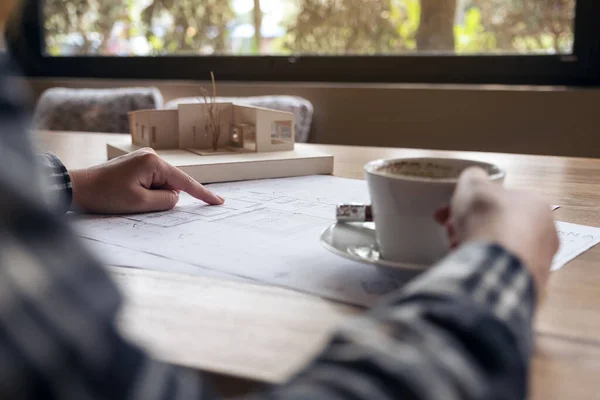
[552, 221, 600, 271]
[72, 176, 598, 307]
[121, 189, 331, 234]
[73, 176, 408, 307]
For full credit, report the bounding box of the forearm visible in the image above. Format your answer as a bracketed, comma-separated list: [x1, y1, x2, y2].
[260, 242, 536, 400]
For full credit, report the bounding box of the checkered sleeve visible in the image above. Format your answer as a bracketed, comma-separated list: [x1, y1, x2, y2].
[0, 56, 222, 400]
[0, 144, 222, 400]
[264, 242, 536, 400]
[36, 152, 73, 214]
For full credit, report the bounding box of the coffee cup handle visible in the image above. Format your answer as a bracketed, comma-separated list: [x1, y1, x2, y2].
[336, 203, 373, 222]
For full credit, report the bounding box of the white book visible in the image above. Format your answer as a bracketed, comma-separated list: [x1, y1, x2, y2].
[107, 141, 334, 184]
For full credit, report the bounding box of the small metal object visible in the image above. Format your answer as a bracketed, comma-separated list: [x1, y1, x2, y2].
[336, 203, 373, 222]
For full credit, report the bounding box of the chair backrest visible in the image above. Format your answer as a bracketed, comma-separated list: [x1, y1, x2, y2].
[34, 87, 164, 133]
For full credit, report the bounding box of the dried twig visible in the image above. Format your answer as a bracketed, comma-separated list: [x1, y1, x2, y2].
[199, 71, 221, 151]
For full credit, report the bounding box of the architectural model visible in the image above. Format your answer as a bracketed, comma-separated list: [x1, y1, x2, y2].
[108, 74, 332, 184]
[129, 73, 294, 156]
[129, 102, 295, 155]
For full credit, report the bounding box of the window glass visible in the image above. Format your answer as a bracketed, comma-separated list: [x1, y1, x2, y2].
[44, 0, 576, 57]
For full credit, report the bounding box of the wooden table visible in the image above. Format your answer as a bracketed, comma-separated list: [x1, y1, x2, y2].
[37, 130, 600, 399]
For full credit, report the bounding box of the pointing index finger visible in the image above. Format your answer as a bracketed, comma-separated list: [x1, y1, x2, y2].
[159, 161, 224, 205]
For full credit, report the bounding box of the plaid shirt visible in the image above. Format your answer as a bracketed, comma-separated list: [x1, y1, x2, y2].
[0, 55, 536, 400]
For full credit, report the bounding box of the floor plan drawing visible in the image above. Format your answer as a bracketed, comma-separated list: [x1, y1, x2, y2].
[73, 175, 415, 307]
[72, 175, 595, 305]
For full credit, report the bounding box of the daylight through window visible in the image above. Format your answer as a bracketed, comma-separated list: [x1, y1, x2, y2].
[44, 0, 576, 57]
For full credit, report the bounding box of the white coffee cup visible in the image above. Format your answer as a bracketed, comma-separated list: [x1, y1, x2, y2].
[364, 157, 505, 265]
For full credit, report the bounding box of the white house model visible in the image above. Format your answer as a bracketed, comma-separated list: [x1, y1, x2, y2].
[129, 102, 295, 155]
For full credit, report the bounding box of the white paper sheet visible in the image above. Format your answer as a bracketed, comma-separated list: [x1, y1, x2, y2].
[73, 176, 416, 307]
[70, 175, 594, 306]
[80, 237, 251, 282]
[552, 221, 600, 271]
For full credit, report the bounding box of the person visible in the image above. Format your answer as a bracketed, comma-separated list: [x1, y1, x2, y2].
[0, 1, 559, 399]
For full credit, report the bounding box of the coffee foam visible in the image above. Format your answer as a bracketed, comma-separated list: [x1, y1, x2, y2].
[375, 160, 496, 180]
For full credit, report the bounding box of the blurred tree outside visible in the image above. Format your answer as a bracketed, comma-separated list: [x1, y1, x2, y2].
[45, 0, 128, 55]
[472, 0, 575, 54]
[140, 0, 233, 54]
[282, 0, 401, 55]
[252, 0, 261, 52]
[43, 0, 576, 56]
[416, 0, 456, 51]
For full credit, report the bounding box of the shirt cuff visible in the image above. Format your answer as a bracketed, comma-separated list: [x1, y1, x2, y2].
[36, 152, 73, 214]
[380, 241, 537, 357]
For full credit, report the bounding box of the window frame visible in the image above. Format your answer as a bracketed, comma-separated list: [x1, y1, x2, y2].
[15, 0, 600, 85]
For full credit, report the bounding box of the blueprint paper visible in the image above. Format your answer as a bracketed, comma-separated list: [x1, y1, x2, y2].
[79, 237, 251, 282]
[70, 176, 592, 306]
[72, 176, 415, 307]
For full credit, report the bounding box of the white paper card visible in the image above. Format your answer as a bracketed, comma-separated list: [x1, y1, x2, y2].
[552, 221, 600, 271]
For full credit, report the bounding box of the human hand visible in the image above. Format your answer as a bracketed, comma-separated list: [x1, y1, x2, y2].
[69, 148, 224, 214]
[435, 167, 559, 296]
